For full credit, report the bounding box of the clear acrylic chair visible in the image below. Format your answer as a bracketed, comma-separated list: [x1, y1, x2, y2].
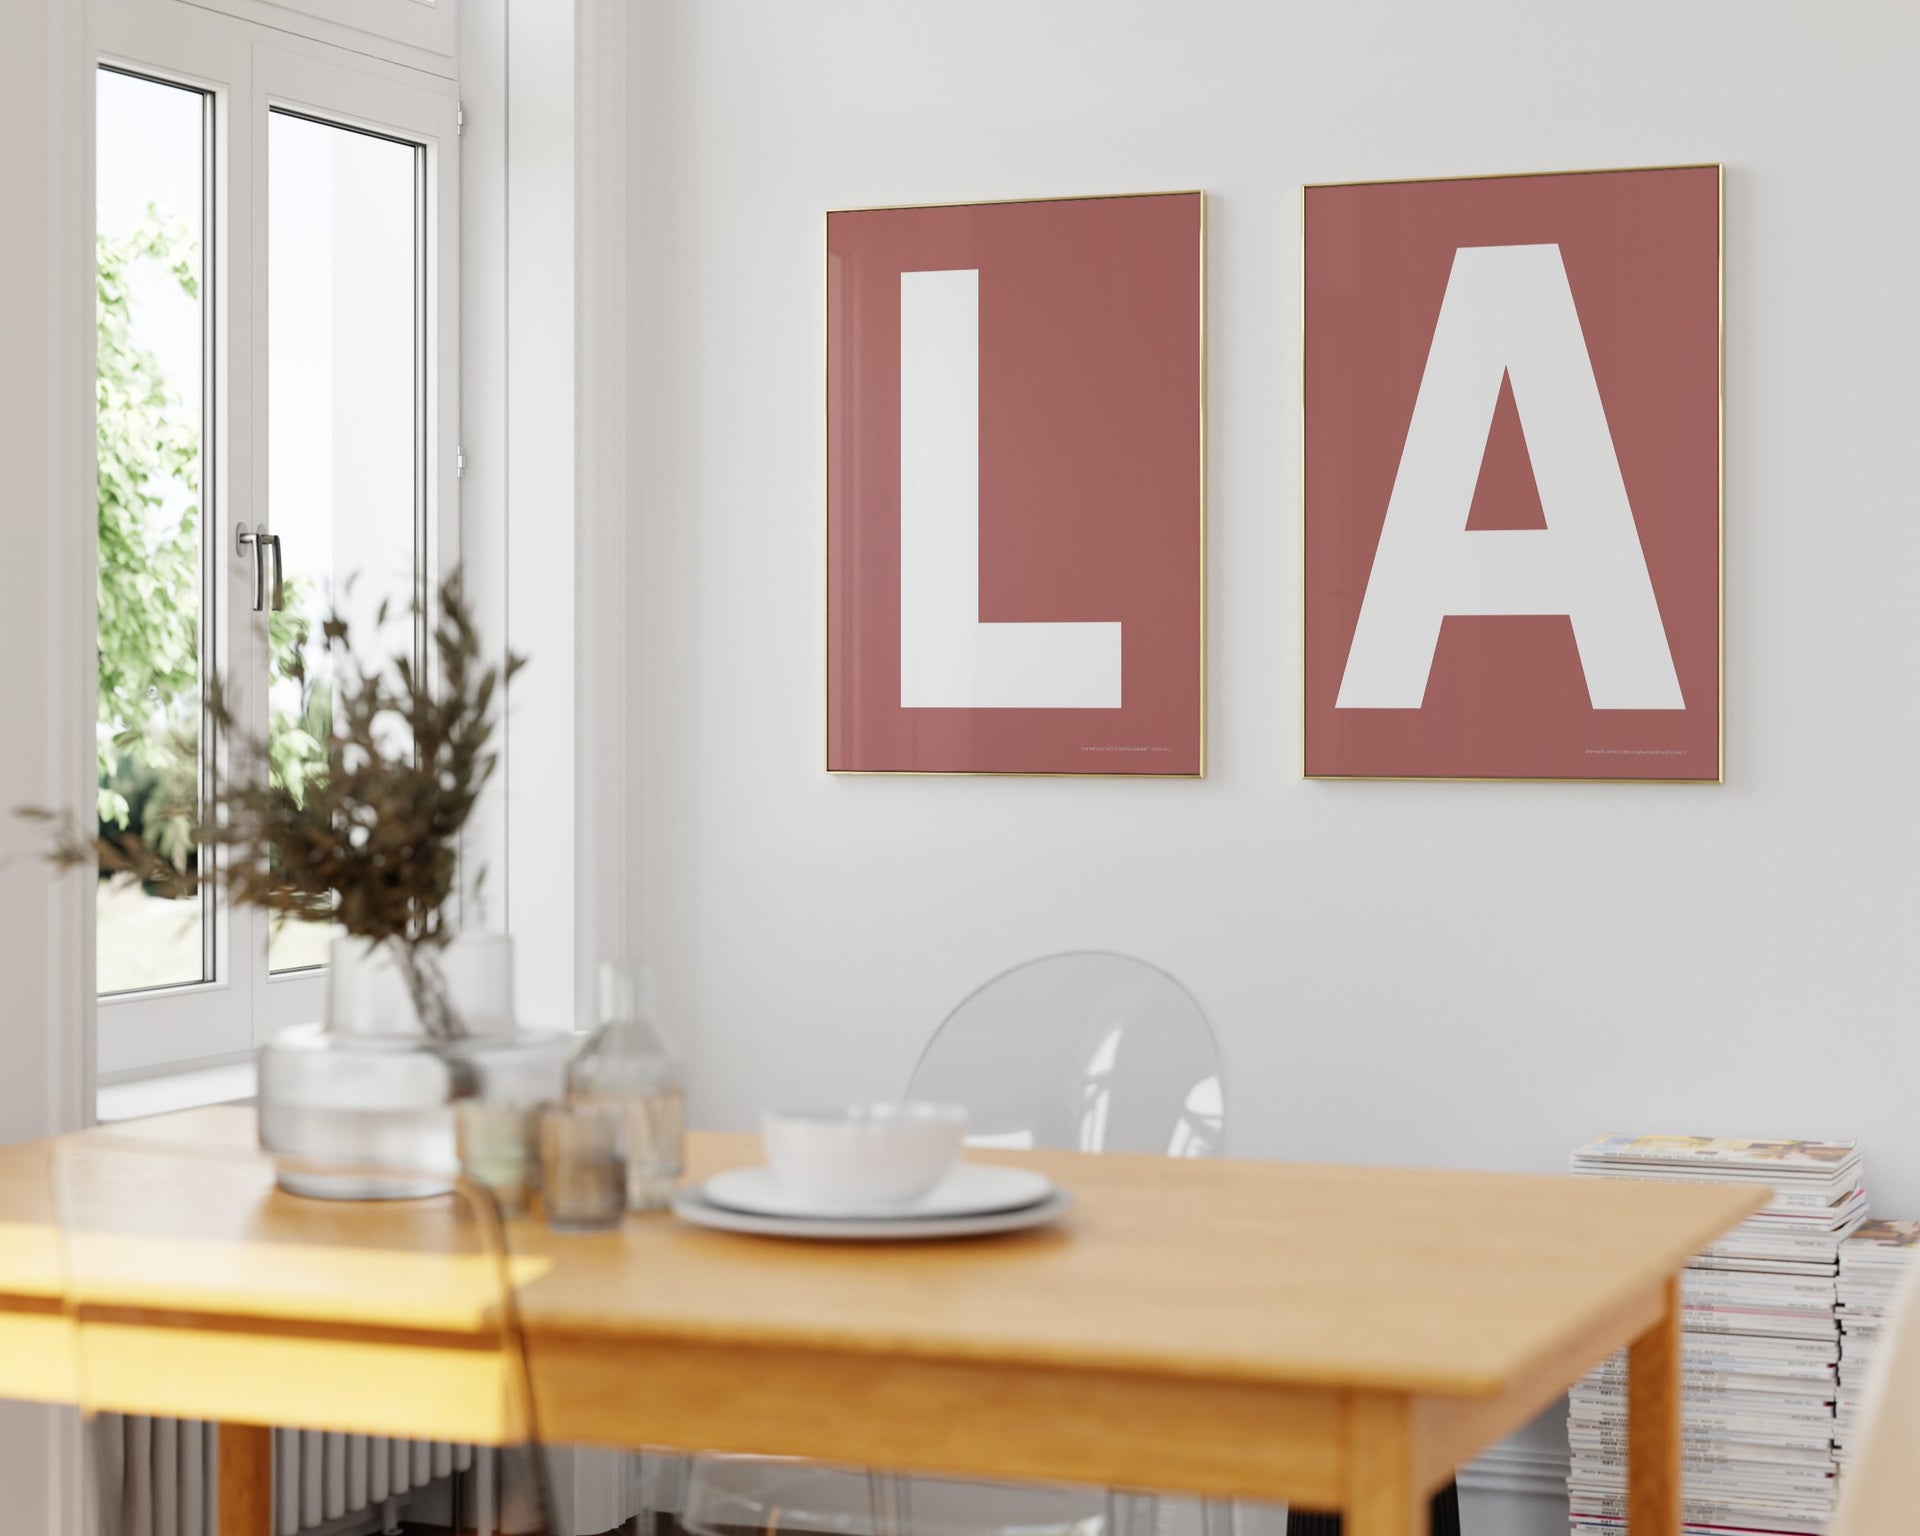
[684, 951, 1226, 1536]
[909, 950, 1225, 1159]
[49, 1123, 555, 1536]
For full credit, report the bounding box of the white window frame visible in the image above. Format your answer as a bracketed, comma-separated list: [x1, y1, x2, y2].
[190, 0, 458, 65]
[95, 0, 460, 1082]
[95, 9, 253, 1077]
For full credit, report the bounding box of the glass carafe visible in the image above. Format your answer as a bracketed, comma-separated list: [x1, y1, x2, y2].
[566, 971, 685, 1211]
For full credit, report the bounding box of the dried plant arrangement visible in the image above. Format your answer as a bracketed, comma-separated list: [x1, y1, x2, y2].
[19, 572, 522, 1038]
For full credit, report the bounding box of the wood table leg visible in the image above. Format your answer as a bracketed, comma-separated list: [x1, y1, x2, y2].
[1344, 1393, 1422, 1536]
[217, 1422, 271, 1536]
[1628, 1275, 1682, 1536]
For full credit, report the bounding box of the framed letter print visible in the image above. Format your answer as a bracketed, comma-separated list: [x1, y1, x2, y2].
[1304, 165, 1721, 782]
[827, 192, 1205, 776]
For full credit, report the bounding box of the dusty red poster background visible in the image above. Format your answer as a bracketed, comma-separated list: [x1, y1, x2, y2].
[827, 194, 1203, 775]
[1304, 167, 1720, 781]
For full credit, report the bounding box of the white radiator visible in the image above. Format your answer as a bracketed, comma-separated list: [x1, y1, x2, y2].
[271, 1428, 474, 1534]
[95, 1417, 475, 1536]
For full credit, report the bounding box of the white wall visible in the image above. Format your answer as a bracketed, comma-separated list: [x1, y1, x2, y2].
[464, 0, 583, 1034]
[0, 0, 97, 1528]
[466, 3, 641, 1525]
[467, 0, 618, 1038]
[627, 0, 1920, 1525]
[502, 0, 580, 1034]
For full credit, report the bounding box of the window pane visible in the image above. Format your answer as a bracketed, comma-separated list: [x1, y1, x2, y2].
[267, 111, 423, 974]
[95, 68, 210, 996]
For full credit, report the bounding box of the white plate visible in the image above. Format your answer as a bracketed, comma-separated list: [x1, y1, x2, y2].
[702, 1163, 1054, 1221]
[672, 1186, 1073, 1242]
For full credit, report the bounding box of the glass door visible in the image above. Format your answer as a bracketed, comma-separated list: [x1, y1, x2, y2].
[94, 5, 457, 1078]
[263, 110, 426, 977]
[95, 65, 214, 1001]
[95, 11, 258, 1078]
[252, 45, 458, 1042]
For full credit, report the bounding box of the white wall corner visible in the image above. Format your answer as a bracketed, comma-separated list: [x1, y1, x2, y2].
[472, 0, 634, 1514]
[0, 3, 97, 1531]
[457, 0, 510, 936]
[0, 0, 95, 1150]
[552, 12, 640, 1532]
[9, 0, 96, 1145]
[495, 0, 579, 1033]
[480, 0, 629, 1036]
[575, 0, 634, 1013]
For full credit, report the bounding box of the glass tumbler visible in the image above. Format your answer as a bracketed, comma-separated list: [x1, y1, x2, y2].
[538, 1102, 625, 1232]
[455, 1100, 538, 1218]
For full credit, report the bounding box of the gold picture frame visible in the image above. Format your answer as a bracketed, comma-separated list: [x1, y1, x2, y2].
[824, 190, 1208, 778]
[1299, 163, 1724, 784]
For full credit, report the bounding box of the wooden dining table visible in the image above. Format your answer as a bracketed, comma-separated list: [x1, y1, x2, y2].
[0, 1107, 1764, 1536]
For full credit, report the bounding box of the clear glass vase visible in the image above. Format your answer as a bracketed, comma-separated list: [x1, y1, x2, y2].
[258, 932, 567, 1200]
[259, 1026, 570, 1199]
[566, 975, 686, 1211]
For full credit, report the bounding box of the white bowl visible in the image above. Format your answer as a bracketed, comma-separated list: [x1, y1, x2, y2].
[761, 1102, 968, 1206]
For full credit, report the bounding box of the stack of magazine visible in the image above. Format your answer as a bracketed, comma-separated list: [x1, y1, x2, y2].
[1565, 1135, 1865, 1536]
[1835, 1218, 1920, 1468]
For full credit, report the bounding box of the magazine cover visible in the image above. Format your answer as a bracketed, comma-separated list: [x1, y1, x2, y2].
[1845, 1218, 1920, 1249]
[1573, 1133, 1860, 1169]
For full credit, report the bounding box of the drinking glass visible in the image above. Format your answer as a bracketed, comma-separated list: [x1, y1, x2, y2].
[538, 1103, 624, 1231]
[456, 1100, 538, 1217]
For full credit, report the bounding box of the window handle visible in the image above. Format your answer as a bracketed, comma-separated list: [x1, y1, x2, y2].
[235, 525, 285, 613]
[236, 523, 266, 612]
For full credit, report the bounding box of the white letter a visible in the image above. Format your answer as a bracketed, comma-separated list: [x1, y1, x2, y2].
[1335, 244, 1683, 711]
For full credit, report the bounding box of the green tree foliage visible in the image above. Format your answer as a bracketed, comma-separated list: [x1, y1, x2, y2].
[37, 578, 519, 1037]
[95, 211, 201, 860]
[96, 208, 327, 877]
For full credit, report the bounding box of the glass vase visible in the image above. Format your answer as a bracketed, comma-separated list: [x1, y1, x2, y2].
[566, 975, 686, 1211]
